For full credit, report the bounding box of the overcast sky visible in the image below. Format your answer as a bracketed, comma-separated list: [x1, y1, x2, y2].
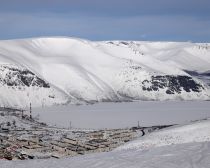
[0, 0, 209, 42]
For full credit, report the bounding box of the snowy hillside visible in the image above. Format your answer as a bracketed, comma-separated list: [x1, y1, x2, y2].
[0, 64, 68, 107]
[117, 119, 210, 151]
[1, 119, 210, 168]
[0, 37, 209, 107]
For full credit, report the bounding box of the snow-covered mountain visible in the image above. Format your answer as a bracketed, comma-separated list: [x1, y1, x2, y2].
[0, 37, 209, 107]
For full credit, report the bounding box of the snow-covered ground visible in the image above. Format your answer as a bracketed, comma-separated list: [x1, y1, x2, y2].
[33, 101, 210, 129]
[1, 118, 210, 168]
[117, 119, 210, 151]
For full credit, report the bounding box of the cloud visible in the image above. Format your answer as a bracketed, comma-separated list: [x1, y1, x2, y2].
[0, 12, 209, 42]
[0, 0, 209, 41]
[0, 0, 210, 17]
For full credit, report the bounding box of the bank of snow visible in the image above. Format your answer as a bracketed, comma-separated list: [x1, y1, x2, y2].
[1, 119, 210, 168]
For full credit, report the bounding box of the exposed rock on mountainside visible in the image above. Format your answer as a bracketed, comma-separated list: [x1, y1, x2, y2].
[0, 64, 50, 88]
[142, 75, 204, 94]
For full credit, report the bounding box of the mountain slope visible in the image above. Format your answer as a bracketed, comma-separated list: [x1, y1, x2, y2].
[0, 37, 209, 107]
[0, 64, 68, 107]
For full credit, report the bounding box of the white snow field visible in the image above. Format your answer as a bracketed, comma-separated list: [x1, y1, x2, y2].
[1, 119, 210, 168]
[33, 101, 210, 129]
[117, 118, 210, 151]
[0, 37, 209, 107]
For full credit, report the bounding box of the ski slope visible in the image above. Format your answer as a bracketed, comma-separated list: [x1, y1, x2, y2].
[1, 119, 210, 168]
[0, 37, 209, 107]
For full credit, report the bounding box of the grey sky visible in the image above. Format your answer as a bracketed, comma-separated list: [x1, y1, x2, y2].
[0, 0, 209, 42]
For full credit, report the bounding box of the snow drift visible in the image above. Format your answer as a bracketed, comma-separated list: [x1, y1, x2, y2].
[0, 37, 209, 107]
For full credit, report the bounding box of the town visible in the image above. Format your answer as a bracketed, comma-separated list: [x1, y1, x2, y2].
[0, 107, 173, 160]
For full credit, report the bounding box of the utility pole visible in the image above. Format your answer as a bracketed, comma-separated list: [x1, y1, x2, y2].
[42, 98, 46, 108]
[21, 110, 23, 118]
[138, 121, 140, 128]
[69, 121, 72, 130]
[30, 103, 32, 119]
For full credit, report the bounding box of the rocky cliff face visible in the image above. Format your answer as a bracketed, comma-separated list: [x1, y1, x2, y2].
[0, 64, 50, 88]
[142, 75, 204, 94]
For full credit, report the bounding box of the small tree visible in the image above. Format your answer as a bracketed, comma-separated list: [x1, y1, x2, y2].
[6, 121, 11, 127]
[12, 120, 16, 128]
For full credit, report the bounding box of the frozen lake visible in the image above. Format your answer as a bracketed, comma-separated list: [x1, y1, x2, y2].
[33, 101, 210, 129]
